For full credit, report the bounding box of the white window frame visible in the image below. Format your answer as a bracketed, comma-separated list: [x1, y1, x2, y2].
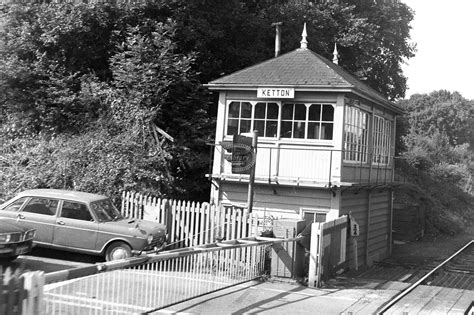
[225, 100, 335, 142]
[225, 100, 281, 139]
[344, 106, 370, 163]
[300, 208, 329, 223]
[372, 115, 393, 165]
[280, 102, 335, 140]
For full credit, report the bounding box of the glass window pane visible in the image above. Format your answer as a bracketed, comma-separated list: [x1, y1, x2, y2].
[240, 119, 251, 133]
[228, 102, 240, 118]
[266, 121, 278, 137]
[294, 121, 305, 138]
[61, 201, 92, 221]
[241, 102, 252, 118]
[322, 105, 334, 121]
[321, 123, 333, 140]
[282, 104, 294, 120]
[294, 103, 306, 120]
[309, 104, 321, 121]
[280, 121, 292, 138]
[23, 198, 57, 216]
[3, 197, 28, 212]
[255, 103, 266, 119]
[308, 122, 319, 139]
[227, 119, 238, 136]
[254, 120, 265, 137]
[267, 103, 279, 119]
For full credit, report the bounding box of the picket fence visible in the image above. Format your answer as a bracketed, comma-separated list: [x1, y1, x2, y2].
[0, 267, 44, 315]
[121, 191, 262, 248]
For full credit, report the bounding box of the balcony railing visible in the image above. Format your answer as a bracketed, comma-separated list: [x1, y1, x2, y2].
[210, 144, 400, 188]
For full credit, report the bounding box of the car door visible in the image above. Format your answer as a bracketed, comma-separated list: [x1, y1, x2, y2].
[16, 197, 58, 244]
[0, 197, 29, 223]
[53, 200, 98, 252]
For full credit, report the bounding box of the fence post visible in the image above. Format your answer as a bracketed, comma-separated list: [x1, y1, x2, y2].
[308, 222, 321, 288]
[22, 271, 45, 315]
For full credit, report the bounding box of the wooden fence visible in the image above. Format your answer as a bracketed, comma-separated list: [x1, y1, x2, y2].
[121, 191, 261, 248]
[0, 267, 44, 315]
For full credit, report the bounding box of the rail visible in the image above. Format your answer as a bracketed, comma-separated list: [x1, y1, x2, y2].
[376, 240, 474, 314]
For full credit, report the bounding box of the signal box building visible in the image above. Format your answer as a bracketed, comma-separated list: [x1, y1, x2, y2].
[206, 28, 403, 267]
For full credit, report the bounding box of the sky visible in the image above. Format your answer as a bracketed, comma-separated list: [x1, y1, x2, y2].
[401, 0, 474, 100]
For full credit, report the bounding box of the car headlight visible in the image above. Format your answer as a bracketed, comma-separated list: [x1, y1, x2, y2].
[147, 234, 154, 245]
[0, 233, 11, 243]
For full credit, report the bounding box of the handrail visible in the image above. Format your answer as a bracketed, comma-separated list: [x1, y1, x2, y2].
[45, 236, 301, 285]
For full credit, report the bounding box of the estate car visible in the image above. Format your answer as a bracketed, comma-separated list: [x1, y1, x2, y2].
[0, 189, 166, 261]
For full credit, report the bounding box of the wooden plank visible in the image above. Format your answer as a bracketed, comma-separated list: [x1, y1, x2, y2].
[386, 286, 444, 314]
[448, 289, 474, 314]
[189, 201, 196, 246]
[199, 204, 206, 245]
[418, 287, 465, 314]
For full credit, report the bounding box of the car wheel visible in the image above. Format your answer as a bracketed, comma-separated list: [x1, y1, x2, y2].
[105, 242, 132, 261]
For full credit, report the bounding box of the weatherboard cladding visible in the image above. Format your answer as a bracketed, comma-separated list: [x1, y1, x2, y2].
[340, 190, 390, 267]
[208, 48, 394, 109]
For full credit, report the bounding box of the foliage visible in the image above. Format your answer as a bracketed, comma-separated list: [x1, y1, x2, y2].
[0, 4, 213, 201]
[0, 1, 416, 202]
[397, 90, 473, 191]
[0, 131, 173, 203]
[395, 90, 474, 235]
[261, 0, 415, 100]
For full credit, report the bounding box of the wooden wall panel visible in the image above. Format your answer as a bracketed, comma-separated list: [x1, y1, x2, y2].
[219, 182, 332, 219]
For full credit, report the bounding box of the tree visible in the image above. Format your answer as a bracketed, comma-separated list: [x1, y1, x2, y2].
[0, 4, 213, 201]
[0, 4, 116, 135]
[397, 90, 474, 191]
[261, 0, 415, 99]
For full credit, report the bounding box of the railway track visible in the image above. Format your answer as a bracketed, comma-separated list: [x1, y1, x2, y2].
[377, 240, 474, 314]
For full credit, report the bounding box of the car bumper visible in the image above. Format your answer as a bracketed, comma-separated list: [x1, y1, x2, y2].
[0, 240, 34, 258]
[138, 241, 168, 256]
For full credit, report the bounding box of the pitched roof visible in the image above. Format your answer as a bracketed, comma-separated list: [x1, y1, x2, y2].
[207, 48, 402, 113]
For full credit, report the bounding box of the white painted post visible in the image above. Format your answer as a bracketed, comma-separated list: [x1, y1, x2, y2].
[308, 222, 320, 287]
[22, 271, 45, 315]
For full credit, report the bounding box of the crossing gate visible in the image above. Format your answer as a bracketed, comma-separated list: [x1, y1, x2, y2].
[308, 215, 348, 287]
[41, 236, 298, 314]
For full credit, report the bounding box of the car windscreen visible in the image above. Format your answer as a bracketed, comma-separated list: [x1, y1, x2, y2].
[90, 199, 124, 222]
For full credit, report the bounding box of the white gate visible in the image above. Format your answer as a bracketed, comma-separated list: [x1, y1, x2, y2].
[308, 215, 348, 287]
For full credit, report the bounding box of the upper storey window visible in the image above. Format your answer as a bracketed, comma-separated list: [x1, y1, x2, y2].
[344, 106, 369, 163]
[227, 101, 252, 135]
[226, 101, 334, 140]
[373, 115, 393, 164]
[280, 103, 334, 140]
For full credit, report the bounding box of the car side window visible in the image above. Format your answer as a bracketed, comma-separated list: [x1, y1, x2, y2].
[2, 197, 28, 212]
[23, 198, 58, 216]
[60, 201, 93, 221]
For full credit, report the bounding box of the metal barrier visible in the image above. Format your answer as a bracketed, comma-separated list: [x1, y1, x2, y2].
[42, 237, 276, 314]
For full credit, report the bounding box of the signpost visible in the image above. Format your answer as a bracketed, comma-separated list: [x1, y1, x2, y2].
[231, 134, 254, 174]
[349, 214, 359, 270]
[222, 131, 258, 213]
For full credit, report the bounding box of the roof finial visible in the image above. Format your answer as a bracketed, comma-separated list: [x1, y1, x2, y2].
[300, 23, 308, 50]
[332, 43, 339, 65]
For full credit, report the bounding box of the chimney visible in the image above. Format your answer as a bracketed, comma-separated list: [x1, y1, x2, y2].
[271, 22, 283, 57]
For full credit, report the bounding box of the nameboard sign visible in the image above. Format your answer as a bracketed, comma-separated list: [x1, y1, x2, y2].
[257, 87, 294, 99]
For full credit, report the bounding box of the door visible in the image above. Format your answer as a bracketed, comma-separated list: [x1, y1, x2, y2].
[16, 197, 58, 244]
[53, 200, 98, 251]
